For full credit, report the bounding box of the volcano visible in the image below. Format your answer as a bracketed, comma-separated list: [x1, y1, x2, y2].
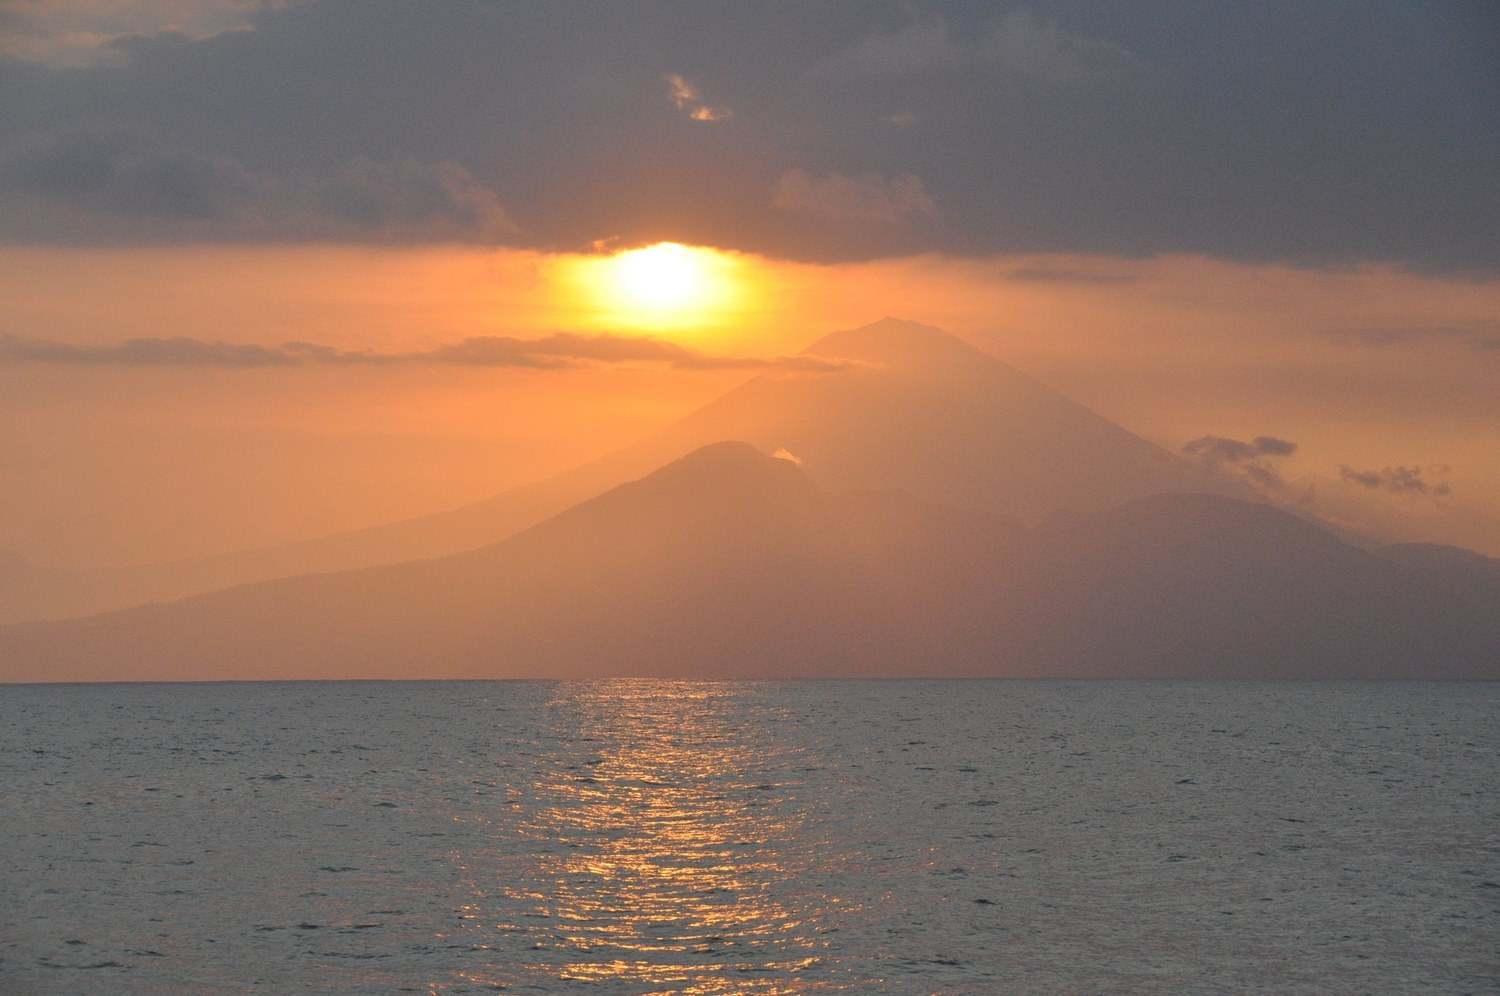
[4, 319, 1247, 624]
[4, 440, 1495, 682]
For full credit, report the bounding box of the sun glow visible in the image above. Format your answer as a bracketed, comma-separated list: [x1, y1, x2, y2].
[612, 243, 706, 310]
[559, 242, 748, 332]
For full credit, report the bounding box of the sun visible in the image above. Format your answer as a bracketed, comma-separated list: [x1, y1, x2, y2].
[558, 242, 746, 332]
[610, 243, 707, 311]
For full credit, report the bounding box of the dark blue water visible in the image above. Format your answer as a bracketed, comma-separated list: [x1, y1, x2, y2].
[4, 680, 1497, 993]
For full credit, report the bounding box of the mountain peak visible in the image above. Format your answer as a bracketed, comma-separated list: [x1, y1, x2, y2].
[640, 440, 799, 487]
[803, 317, 992, 367]
[542, 440, 822, 537]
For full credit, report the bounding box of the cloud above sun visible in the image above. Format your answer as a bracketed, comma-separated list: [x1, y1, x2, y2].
[0, 3, 1492, 270]
[666, 74, 731, 123]
[0, 0, 306, 68]
[772, 170, 936, 224]
[806, 11, 1138, 83]
[0, 129, 514, 243]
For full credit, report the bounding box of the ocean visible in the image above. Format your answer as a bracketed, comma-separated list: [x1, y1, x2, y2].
[3, 680, 1496, 994]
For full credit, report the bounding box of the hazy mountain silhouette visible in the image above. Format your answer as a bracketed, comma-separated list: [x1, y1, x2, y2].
[638, 318, 1250, 519]
[3, 318, 1252, 624]
[1, 445, 894, 681]
[4, 442, 1494, 682]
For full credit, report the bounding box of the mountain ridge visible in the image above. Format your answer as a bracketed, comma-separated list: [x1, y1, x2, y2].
[4, 440, 1494, 683]
[0, 318, 1461, 628]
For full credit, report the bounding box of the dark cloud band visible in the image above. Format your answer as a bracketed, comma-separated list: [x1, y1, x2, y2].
[0, 3, 1493, 271]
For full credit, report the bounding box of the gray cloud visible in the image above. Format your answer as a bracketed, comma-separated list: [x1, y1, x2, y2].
[0, 333, 854, 374]
[0, 3, 1494, 271]
[0, 0, 301, 69]
[1183, 435, 1298, 489]
[1004, 265, 1139, 285]
[0, 129, 256, 220]
[981, 10, 1139, 84]
[806, 22, 963, 78]
[315, 157, 515, 236]
[772, 169, 936, 224]
[0, 335, 298, 367]
[665, 74, 732, 122]
[1339, 465, 1452, 497]
[1342, 321, 1500, 353]
[808, 12, 1137, 83]
[1183, 435, 1298, 463]
[0, 130, 515, 243]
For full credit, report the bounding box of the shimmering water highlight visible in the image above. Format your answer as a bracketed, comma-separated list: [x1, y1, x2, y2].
[3, 680, 1496, 993]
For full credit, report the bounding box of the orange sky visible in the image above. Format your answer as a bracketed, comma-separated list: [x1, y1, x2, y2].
[2, 243, 1498, 566]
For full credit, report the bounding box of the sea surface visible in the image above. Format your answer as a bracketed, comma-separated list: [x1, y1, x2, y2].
[2, 680, 1496, 994]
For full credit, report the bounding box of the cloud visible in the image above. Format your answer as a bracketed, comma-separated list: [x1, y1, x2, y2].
[0, 332, 856, 374]
[2, 4, 1494, 271]
[1005, 265, 1139, 285]
[807, 22, 963, 78]
[1339, 465, 1452, 497]
[981, 10, 1138, 84]
[1342, 321, 1500, 353]
[665, 74, 731, 122]
[1183, 434, 1298, 489]
[808, 12, 1137, 83]
[314, 157, 515, 236]
[0, 130, 515, 243]
[0, 0, 300, 68]
[0, 335, 298, 367]
[772, 169, 936, 224]
[1183, 435, 1298, 463]
[0, 129, 257, 220]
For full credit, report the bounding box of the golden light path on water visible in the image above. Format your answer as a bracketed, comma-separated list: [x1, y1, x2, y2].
[7, 682, 1498, 993]
[443, 681, 844, 993]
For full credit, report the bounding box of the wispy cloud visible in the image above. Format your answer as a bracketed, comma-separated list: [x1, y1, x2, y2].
[0, 332, 855, 374]
[981, 10, 1139, 84]
[1339, 465, 1452, 497]
[808, 11, 1138, 84]
[0, 129, 516, 243]
[1005, 265, 1139, 285]
[1338, 320, 1500, 353]
[665, 74, 732, 123]
[0, 335, 301, 367]
[772, 169, 936, 224]
[1183, 434, 1298, 490]
[0, 0, 303, 68]
[808, 22, 962, 78]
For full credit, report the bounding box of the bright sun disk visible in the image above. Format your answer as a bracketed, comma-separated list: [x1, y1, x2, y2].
[565, 241, 744, 331]
[612, 242, 705, 310]
[552, 241, 749, 334]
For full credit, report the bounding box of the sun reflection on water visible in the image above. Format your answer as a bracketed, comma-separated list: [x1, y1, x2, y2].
[452, 680, 838, 992]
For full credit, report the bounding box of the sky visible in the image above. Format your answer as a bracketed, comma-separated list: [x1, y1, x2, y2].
[1, 0, 1498, 566]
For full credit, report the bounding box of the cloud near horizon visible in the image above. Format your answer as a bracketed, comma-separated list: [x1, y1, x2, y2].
[0, 332, 855, 374]
[1343, 321, 1500, 353]
[1339, 465, 1452, 498]
[1182, 435, 1298, 490]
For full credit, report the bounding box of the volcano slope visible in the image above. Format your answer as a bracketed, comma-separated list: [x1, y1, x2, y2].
[4, 442, 1495, 682]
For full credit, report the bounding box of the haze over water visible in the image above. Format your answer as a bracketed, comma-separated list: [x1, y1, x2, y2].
[5, 680, 1495, 993]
